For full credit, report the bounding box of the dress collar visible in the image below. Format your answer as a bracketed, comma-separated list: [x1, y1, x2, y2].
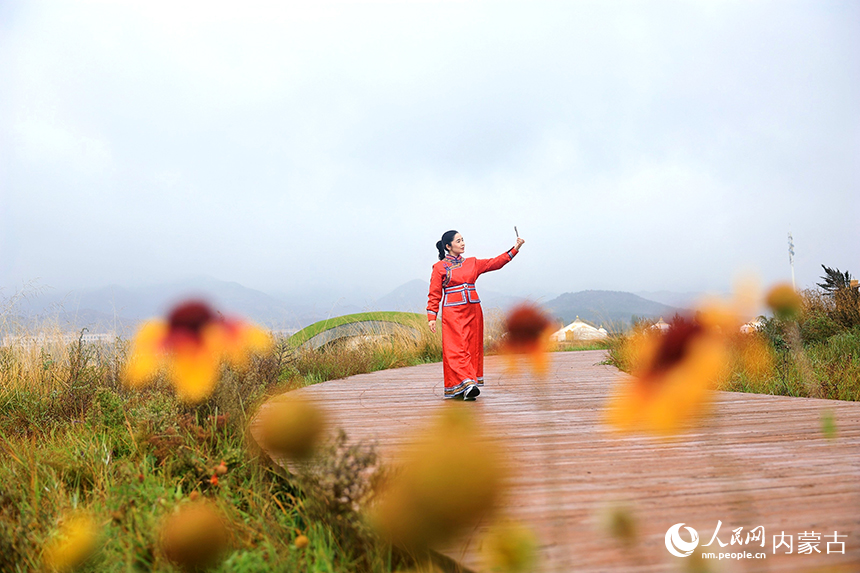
[445, 254, 464, 263]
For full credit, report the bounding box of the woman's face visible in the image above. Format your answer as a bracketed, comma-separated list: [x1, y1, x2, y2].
[447, 233, 465, 256]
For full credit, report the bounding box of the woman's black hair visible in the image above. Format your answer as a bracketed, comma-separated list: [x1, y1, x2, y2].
[436, 230, 459, 260]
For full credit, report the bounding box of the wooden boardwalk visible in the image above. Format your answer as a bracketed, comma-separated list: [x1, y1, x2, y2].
[252, 351, 860, 572]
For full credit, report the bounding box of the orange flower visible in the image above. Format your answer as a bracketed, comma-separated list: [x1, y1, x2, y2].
[373, 408, 507, 550]
[482, 519, 539, 573]
[160, 501, 229, 571]
[498, 303, 556, 376]
[695, 275, 762, 333]
[124, 300, 271, 403]
[606, 315, 729, 435]
[257, 395, 326, 460]
[43, 512, 100, 572]
[765, 282, 803, 320]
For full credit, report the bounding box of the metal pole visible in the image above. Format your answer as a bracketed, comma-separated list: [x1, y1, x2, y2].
[788, 232, 796, 290]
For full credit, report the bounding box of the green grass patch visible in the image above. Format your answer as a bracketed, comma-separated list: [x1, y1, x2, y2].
[555, 340, 610, 352]
[0, 319, 446, 571]
[721, 328, 860, 401]
[288, 312, 426, 348]
[604, 311, 860, 402]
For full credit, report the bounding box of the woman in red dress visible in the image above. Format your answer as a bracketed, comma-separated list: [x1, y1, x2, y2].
[427, 230, 525, 400]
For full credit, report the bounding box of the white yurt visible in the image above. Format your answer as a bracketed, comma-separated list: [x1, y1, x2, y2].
[648, 317, 670, 332]
[740, 317, 765, 334]
[550, 316, 608, 342]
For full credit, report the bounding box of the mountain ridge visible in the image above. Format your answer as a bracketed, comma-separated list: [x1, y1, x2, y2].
[544, 289, 685, 329]
[5, 278, 693, 335]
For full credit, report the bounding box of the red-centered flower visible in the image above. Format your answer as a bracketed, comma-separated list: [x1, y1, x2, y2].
[124, 300, 271, 403]
[606, 314, 729, 435]
[499, 303, 556, 376]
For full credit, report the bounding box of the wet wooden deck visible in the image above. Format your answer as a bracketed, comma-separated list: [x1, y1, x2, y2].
[252, 351, 860, 572]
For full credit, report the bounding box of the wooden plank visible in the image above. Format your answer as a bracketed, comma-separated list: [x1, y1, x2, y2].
[251, 351, 860, 572]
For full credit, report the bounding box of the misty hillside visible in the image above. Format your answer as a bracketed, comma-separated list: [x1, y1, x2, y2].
[544, 290, 684, 329]
[8, 277, 338, 333]
[372, 279, 428, 313]
[6, 277, 690, 337]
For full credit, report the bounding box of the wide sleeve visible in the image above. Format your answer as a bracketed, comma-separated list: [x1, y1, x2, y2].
[427, 263, 444, 321]
[475, 247, 519, 276]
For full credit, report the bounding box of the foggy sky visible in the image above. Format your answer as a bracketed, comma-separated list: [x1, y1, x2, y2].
[2, 0, 858, 302]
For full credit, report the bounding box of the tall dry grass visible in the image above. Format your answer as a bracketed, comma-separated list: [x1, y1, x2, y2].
[0, 304, 448, 572]
[287, 324, 442, 388]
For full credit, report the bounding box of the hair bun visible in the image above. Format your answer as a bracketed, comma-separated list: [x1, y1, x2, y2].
[436, 240, 443, 250]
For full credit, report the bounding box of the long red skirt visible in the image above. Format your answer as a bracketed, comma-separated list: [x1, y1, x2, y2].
[441, 302, 484, 398]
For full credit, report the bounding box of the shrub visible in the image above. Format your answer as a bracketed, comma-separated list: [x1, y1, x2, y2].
[800, 313, 841, 345]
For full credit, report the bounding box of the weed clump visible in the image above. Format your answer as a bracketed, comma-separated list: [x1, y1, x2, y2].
[298, 429, 384, 556]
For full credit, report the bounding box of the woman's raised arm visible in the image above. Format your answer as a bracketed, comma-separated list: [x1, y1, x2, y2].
[475, 238, 524, 275]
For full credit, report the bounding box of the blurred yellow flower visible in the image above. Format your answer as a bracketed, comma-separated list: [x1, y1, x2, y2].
[395, 565, 445, 573]
[43, 512, 100, 572]
[124, 300, 272, 403]
[160, 500, 229, 571]
[482, 519, 538, 573]
[600, 503, 637, 546]
[606, 316, 729, 435]
[257, 395, 326, 460]
[765, 282, 803, 320]
[373, 408, 507, 550]
[498, 303, 556, 377]
[821, 409, 837, 441]
[696, 276, 761, 332]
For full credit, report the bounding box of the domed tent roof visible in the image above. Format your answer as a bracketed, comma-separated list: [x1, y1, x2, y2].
[648, 317, 670, 332]
[740, 317, 765, 334]
[550, 316, 608, 341]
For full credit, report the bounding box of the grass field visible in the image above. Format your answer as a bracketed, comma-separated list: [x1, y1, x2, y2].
[0, 322, 443, 572]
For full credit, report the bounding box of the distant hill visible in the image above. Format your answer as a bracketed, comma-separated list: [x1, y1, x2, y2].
[7, 278, 688, 338]
[373, 279, 428, 313]
[544, 290, 683, 330]
[13, 277, 310, 333]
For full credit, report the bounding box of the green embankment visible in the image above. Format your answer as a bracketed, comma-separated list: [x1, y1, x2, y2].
[289, 311, 426, 347]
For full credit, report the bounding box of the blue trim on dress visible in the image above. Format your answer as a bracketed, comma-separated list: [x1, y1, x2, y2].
[442, 255, 464, 288]
[442, 283, 480, 307]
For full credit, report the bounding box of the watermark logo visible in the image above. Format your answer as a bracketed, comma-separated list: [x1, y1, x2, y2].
[665, 523, 699, 557]
[664, 521, 848, 561]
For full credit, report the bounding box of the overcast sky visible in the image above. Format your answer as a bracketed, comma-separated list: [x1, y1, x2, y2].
[1, 0, 858, 303]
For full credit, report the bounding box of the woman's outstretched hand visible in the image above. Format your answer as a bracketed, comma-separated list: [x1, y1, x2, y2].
[428, 320, 437, 333]
[515, 237, 525, 250]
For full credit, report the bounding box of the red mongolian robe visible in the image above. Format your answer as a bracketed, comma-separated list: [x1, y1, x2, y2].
[426, 248, 519, 398]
